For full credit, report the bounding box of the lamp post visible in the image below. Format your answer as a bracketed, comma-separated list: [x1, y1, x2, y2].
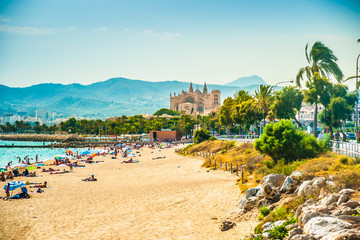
[356, 54, 360, 142]
[273, 80, 294, 92]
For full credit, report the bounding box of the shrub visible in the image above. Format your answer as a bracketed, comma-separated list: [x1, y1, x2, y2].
[209, 136, 217, 141]
[254, 223, 263, 234]
[335, 169, 360, 189]
[254, 120, 324, 163]
[268, 225, 288, 240]
[193, 129, 211, 144]
[259, 206, 271, 217]
[339, 156, 349, 165]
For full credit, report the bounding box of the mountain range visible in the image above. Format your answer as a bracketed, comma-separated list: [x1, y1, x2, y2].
[0, 75, 267, 118]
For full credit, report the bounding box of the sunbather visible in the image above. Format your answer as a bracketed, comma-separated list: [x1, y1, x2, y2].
[122, 158, 134, 163]
[82, 175, 97, 181]
[30, 181, 47, 188]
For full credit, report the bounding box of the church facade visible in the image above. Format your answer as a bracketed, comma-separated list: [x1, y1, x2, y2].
[170, 83, 221, 115]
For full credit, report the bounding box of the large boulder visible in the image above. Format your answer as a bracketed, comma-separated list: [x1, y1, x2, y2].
[239, 196, 257, 211]
[280, 176, 294, 193]
[298, 180, 315, 197]
[245, 185, 262, 199]
[262, 173, 286, 188]
[312, 177, 326, 188]
[337, 194, 350, 205]
[300, 210, 320, 226]
[321, 230, 360, 240]
[321, 193, 340, 206]
[339, 188, 356, 195]
[304, 216, 352, 239]
[341, 199, 360, 209]
[332, 206, 358, 216]
[263, 183, 280, 202]
[290, 171, 304, 181]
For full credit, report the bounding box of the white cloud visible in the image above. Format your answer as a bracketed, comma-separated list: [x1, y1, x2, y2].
[143, 29, 182, 40]
[95, 27, 107, 31]
[0, 16, 11, 22]
[0, 25, 75, 35]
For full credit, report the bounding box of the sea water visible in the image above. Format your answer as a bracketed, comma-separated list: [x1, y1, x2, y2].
[0, 140, 86, 168]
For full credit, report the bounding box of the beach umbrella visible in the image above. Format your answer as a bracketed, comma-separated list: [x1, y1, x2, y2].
[91, 153, 97, 157]
[110, 135, 116, 137]
[27, 166, 36, 170]
[12, 164, 29, 168]
[58, 164, 68, 167]
[81, 150, 90, 155]
[36, 163, 44, 167]
[109, 151, 115, 155]
[3, 181, 25, 191]
[66, 150, 73, 154]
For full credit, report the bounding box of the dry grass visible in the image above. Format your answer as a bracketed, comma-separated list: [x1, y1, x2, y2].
[182, 141, 360, 193]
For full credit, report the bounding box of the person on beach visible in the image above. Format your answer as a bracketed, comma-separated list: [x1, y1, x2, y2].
[0, 172, 5, 181]
[30, 181, 47, 188]
[122, 158, 134, 163]
[36, 155, 38, 162]
[82, 175, 96, 181]
[6, 171, 14, 180]
[3, 183, 10, 200]
[69, 164, 73, 171]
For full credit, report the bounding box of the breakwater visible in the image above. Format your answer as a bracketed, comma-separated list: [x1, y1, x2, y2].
[0, 134, 86, 142]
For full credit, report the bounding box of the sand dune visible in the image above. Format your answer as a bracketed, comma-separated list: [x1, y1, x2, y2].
[0, 146, 256, 240]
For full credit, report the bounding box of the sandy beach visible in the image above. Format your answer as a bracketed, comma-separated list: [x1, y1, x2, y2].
[0, 145, 256, 240]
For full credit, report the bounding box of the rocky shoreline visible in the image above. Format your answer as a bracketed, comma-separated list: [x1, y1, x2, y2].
[221, 172, 360, 240]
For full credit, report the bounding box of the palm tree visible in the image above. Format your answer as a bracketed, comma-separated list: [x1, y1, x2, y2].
[296, 41, 343, 86]
[254, 85, 274, 133]
[296, 41, 343, 136]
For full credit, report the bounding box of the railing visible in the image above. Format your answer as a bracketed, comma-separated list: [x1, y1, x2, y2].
[330, 140, 360, 158]
[217, 135, 260, 143]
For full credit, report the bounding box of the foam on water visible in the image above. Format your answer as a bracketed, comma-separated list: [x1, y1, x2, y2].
[0, 140, 86, 168]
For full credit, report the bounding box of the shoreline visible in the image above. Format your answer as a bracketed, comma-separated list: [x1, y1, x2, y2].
[0, 144, 255, 239]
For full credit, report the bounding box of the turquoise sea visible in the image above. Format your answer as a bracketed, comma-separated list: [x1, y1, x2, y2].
[0, 140, 86, 168]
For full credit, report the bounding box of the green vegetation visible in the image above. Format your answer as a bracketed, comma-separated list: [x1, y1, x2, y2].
[153, 108, 181, 116]
[254, 120, 324, 163]
[193, 129, 211, 144]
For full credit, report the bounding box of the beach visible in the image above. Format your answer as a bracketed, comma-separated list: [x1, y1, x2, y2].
[0, 145, 255, 240]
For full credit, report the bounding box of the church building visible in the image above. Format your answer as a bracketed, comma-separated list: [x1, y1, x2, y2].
[170, 83, 221, 115]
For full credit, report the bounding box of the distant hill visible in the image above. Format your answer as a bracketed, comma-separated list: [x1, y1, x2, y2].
[225, 75, 266, 88]
[0, 76, 267, 118]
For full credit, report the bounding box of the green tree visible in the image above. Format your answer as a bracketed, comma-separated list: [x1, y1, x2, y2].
[254, 85, 274, 132]
[254, 120, 324, 163]
[319, 84, 356, 137]
[303, 73, 332, 136]
[193, 129, 211, 144]
[296, 41, 343, 86]
[219, 97, 236, 134]
[153, 108, 180, 116]
[271, 87, 304, 127]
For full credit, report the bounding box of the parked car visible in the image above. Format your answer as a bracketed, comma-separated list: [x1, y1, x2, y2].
[345, 132, 356, 140]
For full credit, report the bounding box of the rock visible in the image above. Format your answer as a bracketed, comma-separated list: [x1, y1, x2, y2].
[332, 206, 357, 216]
[288, 227, 304, 239]
[300, 210, 320, 226]
[290, 171, 304, 181]
[280, 176, 294, 193]
[325, 180, 338, 190]
[222, 209, 245, 222]
[303, 216, 352, 239]
[286, 223, 299, 231]
[219, 221, 236, 231]
[262, 232, 271, 240]
[328, 202, 338, 210]
[312, 177, 326, 188]
[321, 230, 360, 240]
[262, 222, 274, 232]
[263, 183, 280, 202]
[239, 197, 257, 211]
[337, 194, 350, 205]
[239, 198, 247, 209]
[298, 180, 315, 197]
[321, 193, 340, 206]
[341, 199, 360, 209]
[339, 188, 356, 195]
[245, 186, 262, 199]
[289, 235, 316, 240]
[255, 185, 264, 199]
[257, 198, 270, 208]
[274, 220, 286, 227]
[262, 173, 286, 188]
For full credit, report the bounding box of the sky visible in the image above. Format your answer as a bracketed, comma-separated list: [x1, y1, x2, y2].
[0, 0, 359, 88]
